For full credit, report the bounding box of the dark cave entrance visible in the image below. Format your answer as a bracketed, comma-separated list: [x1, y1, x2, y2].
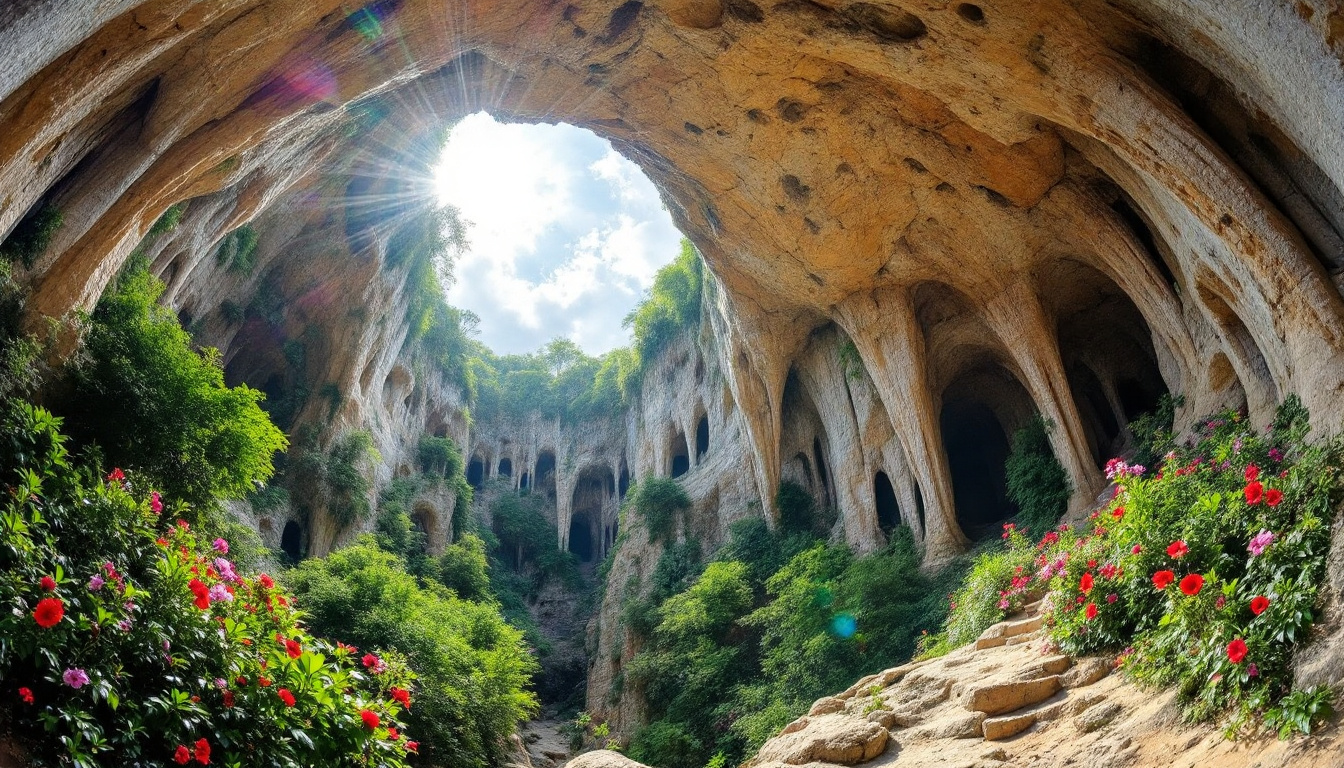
[498, 457, 512, 478]
[695, 415, 710, 460]
[940, 399, 1015, 540]
[536, 451, 558, 501]
[466, 456, 485, 488]
[280, 520, 302, 561]
[874, 471, 901, 533]
[569, 512, 595, 563]
[670, 431, 690, 478]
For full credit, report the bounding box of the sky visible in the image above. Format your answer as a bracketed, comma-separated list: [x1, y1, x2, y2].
[433, 112, 683, 356]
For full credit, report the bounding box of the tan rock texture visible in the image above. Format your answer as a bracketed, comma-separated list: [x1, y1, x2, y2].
[7, 0, 1344, 754]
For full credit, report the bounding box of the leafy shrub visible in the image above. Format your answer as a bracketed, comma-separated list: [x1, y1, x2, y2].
[1128, 393, 1184, 471]
[148, 203, 185, 237]
[62, 259, 287, 511]
[324, 431, 377, 528]
[215, 226, 259, 274]
[437, 533, 492, 601]
[285, 540, 538, 767]
[0, 401, 417, 767]
[219, 299, 245, 325]
[935, 396, 1343, 736]
[418, 434, 464, 477]
[625, 239, 703, 373]
[1004, 416, 1070, 536]
[629, 477, 691, 543]
[490, 488, 554, 569]
[1, 204, 63, 268]
[775, 480, 819, 536]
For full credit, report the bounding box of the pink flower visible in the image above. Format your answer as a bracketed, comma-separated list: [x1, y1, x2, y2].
[150, 491, 163, 514]
[212, 538, 229, 554]
[208, 584, 233, 603]
[1248, 530, 1275, 556]
[63, 668, 90, 689]
[88, 575, 105, 591]
[1131, 544, 1142, 554]
[1106, 593, 1118, 604]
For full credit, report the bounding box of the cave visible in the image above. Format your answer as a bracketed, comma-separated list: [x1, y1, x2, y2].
[670, 432, 690, 478]
[466, 456, 485, 489]
[519, 471, 530, 490]
[941, 398, 1015, 539]
[695, 414, 709, 460]
[498, 457, 512, 478]
[1037, 258, 1170, 460]
[280, 520, 302, 561]
[568, 512, 595, 563]
[873, 471, 901, 533]
[618, 463, 630, 498]
[535, 451, 558, 500]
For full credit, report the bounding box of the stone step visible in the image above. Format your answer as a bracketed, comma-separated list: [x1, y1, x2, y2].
[963, 675, 1062, 716]
[981, 690, 1070, 741]
[974, 615, 1043, 650]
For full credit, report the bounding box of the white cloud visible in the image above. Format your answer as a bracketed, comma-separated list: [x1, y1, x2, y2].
[434, 113, 683, 355]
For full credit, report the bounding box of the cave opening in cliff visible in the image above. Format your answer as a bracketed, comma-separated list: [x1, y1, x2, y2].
[873, 471, 901, 533]
[498, 457, 513, 478]
[1036, 258, 1170, 467]
[670, 431, 690, 478]
[695, 413, 710, 460]
[536, 450, 558, 501]
[280, 520, 303, 562]
[568, 512, 595, 563]
[940, 399, 1015, 539]
[466, 456, 485, 488]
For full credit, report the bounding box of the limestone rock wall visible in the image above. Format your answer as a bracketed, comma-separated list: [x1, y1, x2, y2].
[6, 0, 1344, 745]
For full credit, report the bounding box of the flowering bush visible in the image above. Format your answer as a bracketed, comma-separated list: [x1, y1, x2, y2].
[0, 401, 418, 766]
[936, 396, 1342, 735]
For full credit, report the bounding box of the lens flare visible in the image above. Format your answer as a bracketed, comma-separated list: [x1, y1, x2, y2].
[830, 613, 857, 639]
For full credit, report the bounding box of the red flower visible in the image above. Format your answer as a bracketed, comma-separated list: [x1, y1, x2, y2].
[278, 688, 296, 707]
[107, 468, 125, 484]
[222, 691, 235, 708]
[258, 574, 274, 589]
[194, 738, 210, 765]
[1265, 488, 1283, 507]
[258, 677, 271, 688]
[390, 686, 411, 708]
[362, 653, 380, 669]
[1244, 465, 1259, 482]
[174, 745, 191, 764]
[1244, 481, 1264, 505]
[406, 741, 419, 753]
[1179, 573, 1204, 596]
[236, 676, 248, 686]
[1079, 573, 1094, 595]
[1227, 638, 1248, 664]
[1111, 506, 1124, 519]
[1084, 603, 1098, 620]
[361, 710, 380, 729]
[388, 728, 400, 741]
[285, 639, 302, 659]
[1166, 540, 1189, 559]
[1152, 570, 1176, 590]
[33, 597, 64, 628]
[39, 575, 55, 591]
[1250, 595, 1270, 615]
[188, 579, 210, 611]
[18, 687, 33, 704]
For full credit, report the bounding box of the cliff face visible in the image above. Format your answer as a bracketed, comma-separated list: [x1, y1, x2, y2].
[5, 0, 1344, 748]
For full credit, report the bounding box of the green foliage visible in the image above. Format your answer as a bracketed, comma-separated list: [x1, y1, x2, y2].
[1263, 686, 1334, 739]
[624, 521, 954, 768]
[837, 339, 864, 381]
[0, 400, 417, 767]
[1, 204, 63, 269]
[629, 477, 692, 544]
[1004, 416, 1070, 536]
[936, 398, 1343, 736]
[61, 258, 287, 511]
[148, 203, 185, 237]
[418, 434, 464, 477]
[490, 488, 554, 569]
[1129, 393, 1184, 470]
[326, 431, 377, 528]
[319, 382, 342, 421]
[928, 530, 1036, 652]
[215, 225, 259, 275]
[285, 540, 538, 767]
[247, 483, 289, 514]
[775, 480, 820, 536]
[625, 239, 703, 376]
[437, 533, 491, 602]
[219, 299, 245, 325]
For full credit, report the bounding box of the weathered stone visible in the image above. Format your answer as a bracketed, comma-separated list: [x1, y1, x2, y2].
[963, 677, 1062, 716]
